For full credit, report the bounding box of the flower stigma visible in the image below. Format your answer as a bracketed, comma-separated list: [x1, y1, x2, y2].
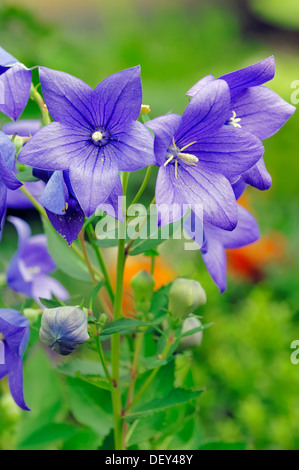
[227, 111, 242, 128]
[91, 127, 111, 146]
[164, 138, 198, 179]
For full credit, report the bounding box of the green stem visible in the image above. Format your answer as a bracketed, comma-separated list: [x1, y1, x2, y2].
[111, 172, 129, 450]
[130, 165, 154, 206]
[94, 332, 113, 386]
[30, 84, 51, 126]
[86, 224, 115, 304]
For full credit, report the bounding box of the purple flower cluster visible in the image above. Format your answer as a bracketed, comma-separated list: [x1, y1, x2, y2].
[0, 46, 296, 411]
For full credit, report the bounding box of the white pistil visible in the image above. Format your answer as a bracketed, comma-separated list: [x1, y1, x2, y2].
[228, 111, 242, 128]
[92, 131, 103, 142]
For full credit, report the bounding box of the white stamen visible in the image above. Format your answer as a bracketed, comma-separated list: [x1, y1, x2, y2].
[228, 110, 242, 128]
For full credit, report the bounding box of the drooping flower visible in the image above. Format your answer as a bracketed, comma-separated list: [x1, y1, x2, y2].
[39, 306, 89, 356]
[148, 80, 264, 228]
[184, 204, 260, 293]
[0, 131, 22, 236]
[6, 216, 68, 303]
[0, 309, 30, 410]
[18, 66, 155, 217]
[187, 57, 296, 190]
[0, 47, 32, 120]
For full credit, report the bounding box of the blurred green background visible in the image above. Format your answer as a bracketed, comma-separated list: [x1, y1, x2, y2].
[1, 0, 299, 450]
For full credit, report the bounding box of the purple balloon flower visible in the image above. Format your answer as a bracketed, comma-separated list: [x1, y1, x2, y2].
[0, 131, 22, 235]
[0, 308, 30, 410]
[187, 57, 296, 190]
[18, 66, 155, 217]
[0, 47, 32, 120]
[185, 204, 260, 293]
[148, 80, 264, 229]
[6, 216, 69, 303]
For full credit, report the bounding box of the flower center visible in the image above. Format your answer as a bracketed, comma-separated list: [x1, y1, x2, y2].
[164, 138, 198, 179]
[0, 333, 4, 341]
[91, 127, 110, 147]
[227, 110, 242, 128]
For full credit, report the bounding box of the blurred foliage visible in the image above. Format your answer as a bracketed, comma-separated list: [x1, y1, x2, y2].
[1, 0, 299, 450]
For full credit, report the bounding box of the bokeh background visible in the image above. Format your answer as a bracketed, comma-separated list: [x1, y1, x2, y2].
[1, 0, 299, 450]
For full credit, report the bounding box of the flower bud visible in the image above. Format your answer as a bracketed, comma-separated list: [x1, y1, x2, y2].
[177, 316, 203, 352]
[39, 306, 89, 356]
[130, 269, 155, 314]
[168, 278, 206, 319]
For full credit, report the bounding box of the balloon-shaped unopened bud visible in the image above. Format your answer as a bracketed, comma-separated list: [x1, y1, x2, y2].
[168, 278, 206, 319]
[130, 269, 155, 314]
[177, 316, 203, 352]
[39, 306, 90, 356]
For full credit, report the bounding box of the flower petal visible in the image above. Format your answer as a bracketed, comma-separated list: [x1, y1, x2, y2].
[241, 157, 272, 190]
[3, 119, 41, 137]
[190, 125, 264, 179]
[18, 122, 91, 171]
[92, 66, 142, 134]
[155, 166, 187, 225]
[146, 114, 181, 166]
[0, 132, 22, 190]
[8, 215, 31, 249]
[39, 67, 94, 129]
[202, 240, 227, 293]
[98, 177, 123, 221]
[0, 47, 18, 67]
[69, 146, 120, 218]
[7, 353, 30, 411]
[47, 198, 84, 245]
[110, 120, 155, 171]
[32, 274, 69, 305]
[231, 85, 296, 140]
[0, 64, 32, 120]
[175, 79, 231, 148]
[186, 75, 216, 97]
[219, 205, 260, 249]
[39, 171, 67, 214]
[219, 56, 275, 90]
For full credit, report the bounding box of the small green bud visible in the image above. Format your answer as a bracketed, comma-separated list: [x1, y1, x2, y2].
[177, 316, 203, 352]
[10, 134, 24, 155]
[98, 313, 108, 326]
[130, 269, 155, 314]
[168, 278, 206, 319]
[23, 308, 40, 324]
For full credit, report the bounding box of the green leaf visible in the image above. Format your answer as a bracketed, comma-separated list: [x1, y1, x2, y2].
[89, 280, 106, 311]
[39, 294, 67, 309]
[100, 318, 161, 337]
[62, 428, 101, 450]
[125, 388, 203, 422]
[199, 441, 247, 450]
[18, 423, 76, 448]
[43, 219, 92, 282]
[66, 377, 113, 442]
[57, 359, 106, 378]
